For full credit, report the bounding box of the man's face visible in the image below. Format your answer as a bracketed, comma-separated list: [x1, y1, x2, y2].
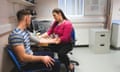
[26, 15, 31, 27]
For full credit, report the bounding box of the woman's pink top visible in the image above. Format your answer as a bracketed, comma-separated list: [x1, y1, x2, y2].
[47, 20, 73, 43]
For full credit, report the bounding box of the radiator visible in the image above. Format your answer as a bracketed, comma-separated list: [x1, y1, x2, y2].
[73, 23, 104, 45]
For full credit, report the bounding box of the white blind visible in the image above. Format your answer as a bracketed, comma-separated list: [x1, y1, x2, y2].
[58, 0, 84, 16]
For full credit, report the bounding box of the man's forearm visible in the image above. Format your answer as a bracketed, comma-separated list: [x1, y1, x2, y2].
[20, 54, 44, 62]
[30, 35, 40, 43]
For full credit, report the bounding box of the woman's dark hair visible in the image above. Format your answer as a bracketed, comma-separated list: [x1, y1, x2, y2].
[16, 9, 31, 21]
[52, 8, 68, 20]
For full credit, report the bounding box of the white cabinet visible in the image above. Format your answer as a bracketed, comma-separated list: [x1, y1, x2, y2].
[8, 0, 34, 6]
[89, 29, 110, 53]
[111, 20, 120, 48]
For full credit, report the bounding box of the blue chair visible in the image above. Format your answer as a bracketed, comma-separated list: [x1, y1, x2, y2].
[71, 28, 76, 46]
[6, 45, 60, 72]
[70, 28, 79, 66]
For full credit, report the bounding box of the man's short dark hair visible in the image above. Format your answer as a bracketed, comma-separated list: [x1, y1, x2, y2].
[16, 9, 31, 21]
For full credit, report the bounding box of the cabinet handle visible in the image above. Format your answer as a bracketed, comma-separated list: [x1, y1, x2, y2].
[100, 34, 105, 37]
[100, 44, 105, 46]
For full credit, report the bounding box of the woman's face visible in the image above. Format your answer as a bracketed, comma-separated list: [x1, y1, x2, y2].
[52, 12, 61, 22]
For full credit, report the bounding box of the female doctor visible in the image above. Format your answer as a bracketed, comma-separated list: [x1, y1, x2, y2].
[40, 8, 74, 72]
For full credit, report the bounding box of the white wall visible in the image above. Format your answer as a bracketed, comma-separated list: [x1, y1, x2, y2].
[0, 0, 14, 71]
[35, 0, 106, 45]
[35, 0, 58, 19]
[112, 0, 120, 20]
[73, 23, 104, 45]
[0, 0, 26, 72]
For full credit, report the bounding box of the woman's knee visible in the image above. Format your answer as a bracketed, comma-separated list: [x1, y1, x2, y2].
[58, 52, 66, 57]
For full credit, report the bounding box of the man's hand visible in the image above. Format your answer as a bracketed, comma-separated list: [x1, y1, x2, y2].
[41, 56, 55, 68]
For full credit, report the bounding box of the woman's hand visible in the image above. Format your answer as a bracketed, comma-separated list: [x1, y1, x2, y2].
[53, 37, 61, 44]
[39, 38, 55, 43]
[38, 37, 61, 44]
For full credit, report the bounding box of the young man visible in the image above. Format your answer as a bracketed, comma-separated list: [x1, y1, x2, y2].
[8, 9, 60, 72]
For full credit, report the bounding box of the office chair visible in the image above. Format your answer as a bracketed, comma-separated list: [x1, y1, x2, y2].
[70, 28, 79, 66]
[6, 45, 60, 72]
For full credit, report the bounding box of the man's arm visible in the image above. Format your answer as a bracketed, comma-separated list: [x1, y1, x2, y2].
[13, 45, 55, 67]
[40, 32, 49, 38]
[30, 32, 57, 44]
[30, 34, 40, 43]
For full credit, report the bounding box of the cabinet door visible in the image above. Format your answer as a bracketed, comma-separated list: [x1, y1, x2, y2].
[95, 32, 109, 43]
[94, 42, 110, 53]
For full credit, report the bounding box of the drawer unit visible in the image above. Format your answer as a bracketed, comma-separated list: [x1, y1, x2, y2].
[89, 29, 110, 53]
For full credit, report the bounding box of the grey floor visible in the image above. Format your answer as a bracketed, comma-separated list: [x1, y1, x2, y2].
[10, 47, 120, 72]
[68, 47, 120, 72]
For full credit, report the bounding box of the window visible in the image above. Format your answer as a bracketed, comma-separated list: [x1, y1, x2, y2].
[58, 0, 84, 17]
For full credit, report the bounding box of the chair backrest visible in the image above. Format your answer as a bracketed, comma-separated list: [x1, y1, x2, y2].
[71, 28, 76, 46]
[7, 45, 58, 72]
[6, 45, 21, 71]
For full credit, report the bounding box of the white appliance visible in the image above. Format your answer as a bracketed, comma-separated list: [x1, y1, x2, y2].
[89, 28, 110, 53]
[111, 20, 120, 48]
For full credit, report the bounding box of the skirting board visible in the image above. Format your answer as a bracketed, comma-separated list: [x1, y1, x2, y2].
[110, 45, 120, 50]
[74, 45, 89, 48]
